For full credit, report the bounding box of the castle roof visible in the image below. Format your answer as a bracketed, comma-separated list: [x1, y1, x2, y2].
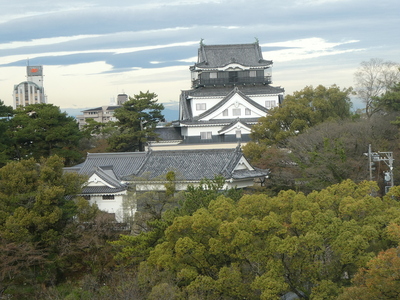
[193, 43, 272, 69]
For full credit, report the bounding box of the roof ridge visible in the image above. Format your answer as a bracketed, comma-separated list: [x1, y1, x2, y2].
[94, 166, 123, 187]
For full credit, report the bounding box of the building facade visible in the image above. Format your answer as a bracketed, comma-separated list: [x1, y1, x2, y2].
[175, 41, 284, 144]
[65, 147, 269, 222]
[76, 105, 121, 128]
[13, 66, 47, 108]
[76, 94, 128, 128]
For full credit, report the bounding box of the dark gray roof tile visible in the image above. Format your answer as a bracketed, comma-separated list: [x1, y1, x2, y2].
[130, 148, 243, 181]
[194, 43, 272, 69]
[81, 186, 127, 194]
[78, 152, 146, 178]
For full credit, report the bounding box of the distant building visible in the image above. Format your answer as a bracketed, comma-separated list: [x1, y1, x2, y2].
[76, 93, 128, 128]
[175, 41, 285, 144]
[116, 93, 128, 105]
[76, 105, 121, 129]
[13, 66, 47, 108]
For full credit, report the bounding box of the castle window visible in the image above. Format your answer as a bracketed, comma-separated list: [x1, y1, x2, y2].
[229, 71, 238, 83]
[196, 103, 206, 110]
[222, 109, 228, 116]
[249, 70, 256, 77]
[102, 195, 115, 200]
[265, 100, 276, 108]
[210, 72, 217, 79]
[245, 108, 251, 115]
[200, 132, 212, 140]
[236, 130, 242, 139]
[233, 108, 241, 116]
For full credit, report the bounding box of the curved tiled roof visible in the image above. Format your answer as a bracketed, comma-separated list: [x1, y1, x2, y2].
[179, 85, 284, 122]
[186, 85, 284, 98]
[81, 186, 127, 194]
[78, 152, 146, 178]
[71, 147, 270, 185]
[128, 147, 244, 181]
[179, 118, 259, 126]
[218, 119, 251, 134]
[194, 43, 272, 69]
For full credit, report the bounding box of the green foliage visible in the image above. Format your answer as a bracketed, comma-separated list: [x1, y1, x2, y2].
[179, 175, 243, 216]
[376, 81, 400, 112]
[8, 103, 84, 166]
[112, 175, 243, 272]
[81, 117, 108, 137]
[107, 91, 164, 152]
[135, 180, 400, 299]
[0, 100, 13, 167]
[0, 155, 87, 295]
[251, 85, 353, 146]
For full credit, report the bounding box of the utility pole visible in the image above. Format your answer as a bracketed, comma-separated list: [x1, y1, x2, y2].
[365, 144, 394, 193]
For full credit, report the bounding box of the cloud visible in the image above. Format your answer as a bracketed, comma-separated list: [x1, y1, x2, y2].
[262, 38, 364, 62]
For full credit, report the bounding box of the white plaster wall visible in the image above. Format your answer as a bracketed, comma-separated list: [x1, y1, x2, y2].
[186, 125, 223, 136]
[88, 192, 132, 223]
[190, 97, 223, 118]
[247, 94, 280, 109]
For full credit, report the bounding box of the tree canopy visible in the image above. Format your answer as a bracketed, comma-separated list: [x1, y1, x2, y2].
[7, 103, 83, 166]
[107, 91, 164, 152]
[354, 58, 400, 118]
[0, 156, 86, 294]
[375, 81, 400, 112]
[114, 180, 400, 300]
[250, 84, 353, 146]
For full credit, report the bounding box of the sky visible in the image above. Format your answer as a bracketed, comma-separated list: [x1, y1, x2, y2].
[0, 0, 399, 115]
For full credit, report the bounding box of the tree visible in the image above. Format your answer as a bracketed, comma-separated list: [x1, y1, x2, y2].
[285, 115, 400, 193]
[129, 180, 400, 299]
[354, 58, 400, 118]
[107, 91, 164, 152]
[375, 81, 400, 112]
[338, 247, 400, 300]
[0, 100, 13, 166]
[250, 85, 353, 146]
[79, 118, 118, 153]
[0, 155, 86, 295]
[7, 103, 83, 166]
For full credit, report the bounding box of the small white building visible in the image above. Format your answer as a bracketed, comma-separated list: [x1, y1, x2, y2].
[65, 147, 269, 222]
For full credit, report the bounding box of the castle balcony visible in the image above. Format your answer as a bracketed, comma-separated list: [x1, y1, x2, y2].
[192, 76, 272, 88]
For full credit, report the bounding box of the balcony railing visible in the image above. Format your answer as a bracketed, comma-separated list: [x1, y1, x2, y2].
[192, 76, 272, 88]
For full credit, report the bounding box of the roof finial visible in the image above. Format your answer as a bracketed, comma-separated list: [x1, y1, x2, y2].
[200, 38, 204, 46]
[254, 37, 259, 44]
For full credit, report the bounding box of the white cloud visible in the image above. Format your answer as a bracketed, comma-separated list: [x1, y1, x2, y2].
[262, 38, 363, 62]
[0, 34, 103, 50]
[0, 41, 199, 65]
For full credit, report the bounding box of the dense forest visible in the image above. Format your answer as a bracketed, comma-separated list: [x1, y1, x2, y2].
[1, 60, 400, 299]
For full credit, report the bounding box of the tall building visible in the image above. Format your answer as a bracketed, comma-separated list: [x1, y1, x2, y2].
[13, 66, 47, 108]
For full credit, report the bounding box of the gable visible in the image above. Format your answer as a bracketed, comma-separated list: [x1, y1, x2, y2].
[234, 156, 254, 171]
[87, 173, 117, 188]
[197, 91, 268, 121]
[218, 121, 252, 135]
